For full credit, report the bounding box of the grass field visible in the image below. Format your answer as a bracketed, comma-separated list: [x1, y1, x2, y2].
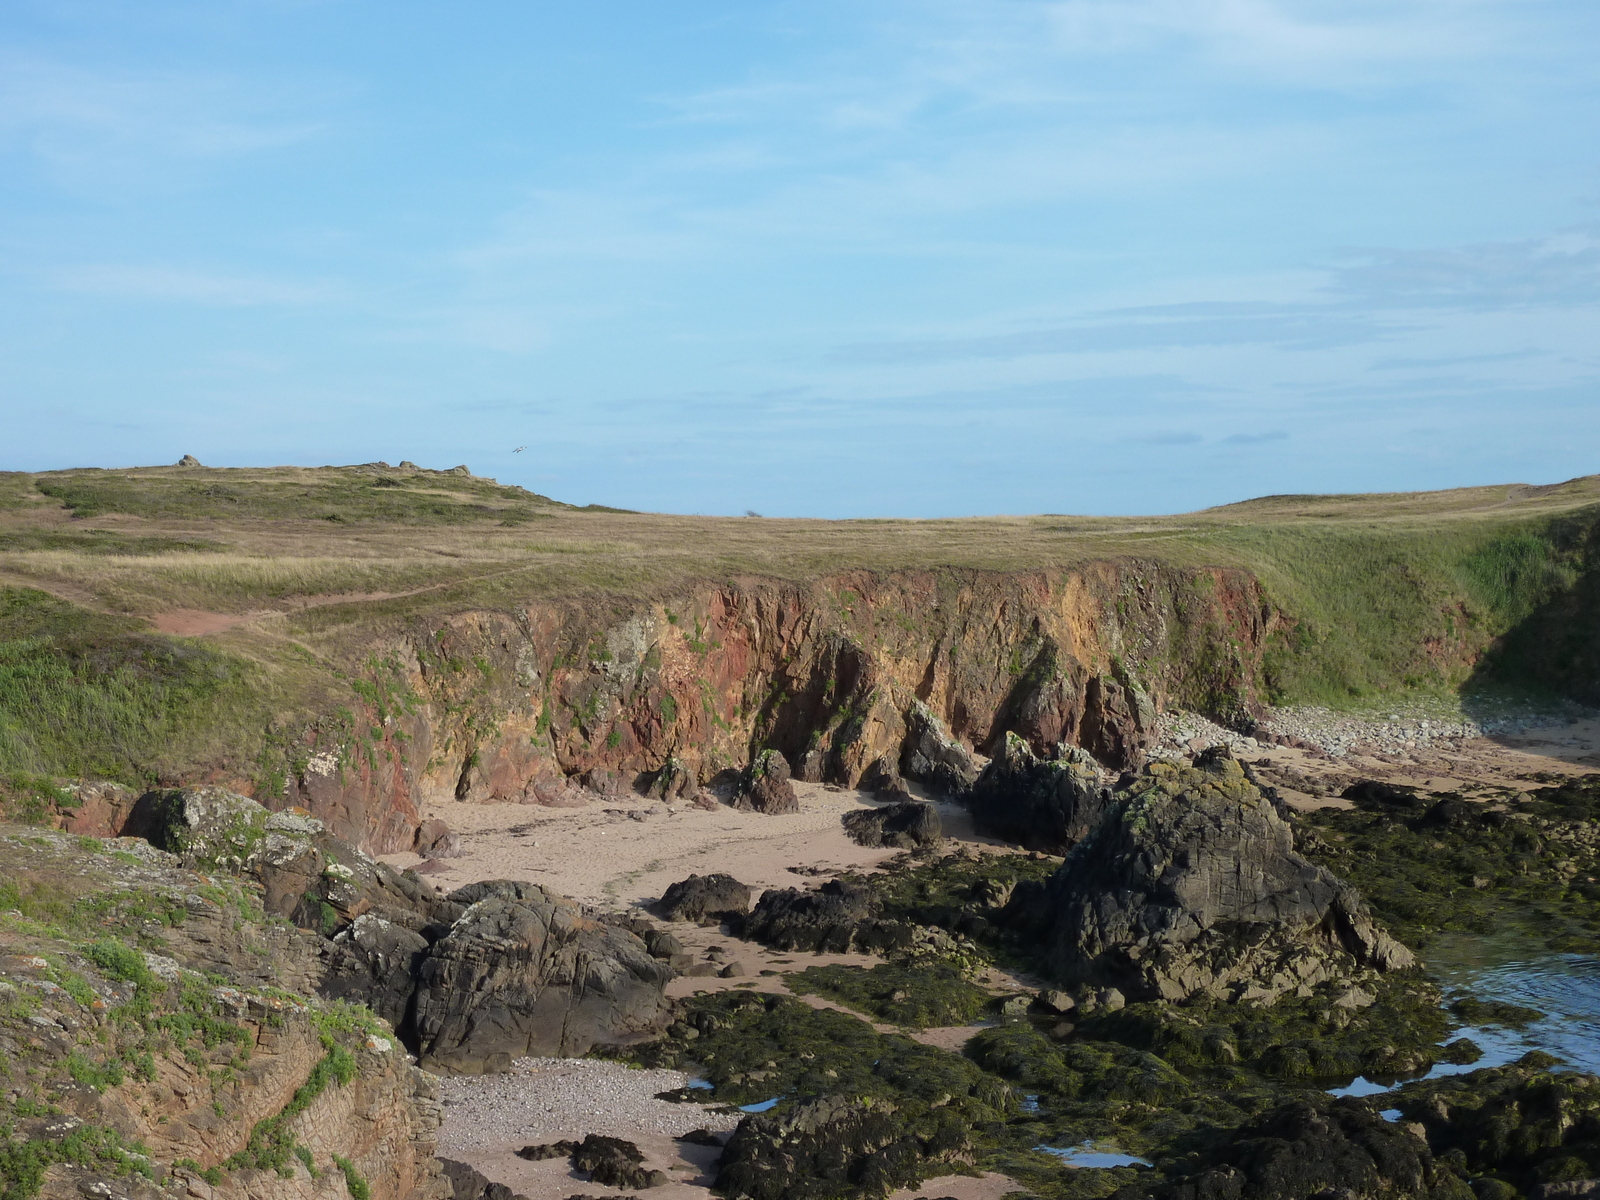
[1, 460, 1596, 785]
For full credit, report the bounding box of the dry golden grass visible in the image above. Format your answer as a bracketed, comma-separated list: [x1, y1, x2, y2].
[2, 465, 1598, 622]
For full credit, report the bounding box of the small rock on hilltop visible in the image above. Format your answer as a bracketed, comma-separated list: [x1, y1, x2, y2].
[1010, 747, 1414, 1004]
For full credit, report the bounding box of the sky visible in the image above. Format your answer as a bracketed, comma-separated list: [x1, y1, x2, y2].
[1, 0, 1598, 517]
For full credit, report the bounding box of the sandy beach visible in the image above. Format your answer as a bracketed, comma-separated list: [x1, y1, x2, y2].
[406, 715, 1600, 1200]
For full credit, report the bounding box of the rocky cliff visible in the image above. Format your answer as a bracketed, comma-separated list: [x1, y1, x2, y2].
[258, 564, 1278, 851]
[0, 828, 449, 1200]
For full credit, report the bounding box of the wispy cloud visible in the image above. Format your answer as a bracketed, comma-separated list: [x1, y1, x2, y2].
[49, 264, 336, 306]
[0, 54, 337, 193]
[828, 307, 1402, 364]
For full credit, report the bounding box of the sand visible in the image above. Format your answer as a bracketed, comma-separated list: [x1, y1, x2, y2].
[410, 717, 1600, 1200]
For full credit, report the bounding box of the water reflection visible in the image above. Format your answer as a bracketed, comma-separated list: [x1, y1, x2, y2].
[1425, 930, 1600, 1075]
[1037, 1143, 1151, 1168]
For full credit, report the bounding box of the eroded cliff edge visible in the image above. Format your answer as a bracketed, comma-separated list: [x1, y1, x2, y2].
[262, 564, 1280, 851]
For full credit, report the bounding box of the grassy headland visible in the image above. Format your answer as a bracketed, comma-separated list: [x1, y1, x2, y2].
[1, 460, 1597, 788]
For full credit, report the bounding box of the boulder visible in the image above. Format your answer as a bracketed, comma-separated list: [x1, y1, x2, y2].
[716, 1095, 967, 1200]
[658, 873, 755, 924]
[441, 1159, 531, 1200]
[412, 880, 671, 1071]
[899, 701, 980, 796]
[1012, 748, 1415, 1004]
[742, 879, 913, 955]
[646, 756, 700, 803]
[966, 732, 1112, 854]
[148, 785, 273, 871]
[1137, 1097, 1459, 1200]
[734, 750, 799, 815]
[415, 819, 463, 858]
[841, 802, 942, 849]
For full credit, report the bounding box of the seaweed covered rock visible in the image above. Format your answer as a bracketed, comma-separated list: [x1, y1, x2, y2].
[1396, 1055, 1600, 1194]
[966, 732, 1112, 854]
[412, 880, 671, 1071]
[742, 879, 914, 954]
[1014, 749, 1414, 1003]
[716, 1095, 968, 1200]
[735, 750, 799, 815]
[1132, 1096, 1466, 1200]
[658, 873, 754, 924]
[899, 701, 980, 797]
[842, 802, 942, 849]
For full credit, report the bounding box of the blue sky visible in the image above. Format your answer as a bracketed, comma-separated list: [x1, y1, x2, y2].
[2, 0, 1597, 516]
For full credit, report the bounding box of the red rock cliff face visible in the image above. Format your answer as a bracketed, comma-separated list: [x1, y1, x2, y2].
[277, 563, 1282, 851]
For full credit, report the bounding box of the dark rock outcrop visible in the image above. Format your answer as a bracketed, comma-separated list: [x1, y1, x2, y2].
[898, 701, 980, 796]
[646, 756, 700, 803]
[319, 912, 431, 1029]
[735, 750, 799, 815]
[966, 732, 1112, 854]
[1012, 749, 1415, 1003]
[441, 1159, 531, 1200]
[1135, 1097, 1462, 1200]
[742, 879, 913, 955]
[516, 1137, 666, 1189]
[415, 818, 463, 858]
[1395, 1054, 1600, 1196]
[1080, 671, 1156, 770]
[841, 802, 942, 849]
[658, 873, 755, 924]
[412, 880, 671, 1071]
[716, 1095, 967, 1200]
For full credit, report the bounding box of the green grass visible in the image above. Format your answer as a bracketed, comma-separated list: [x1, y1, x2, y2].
[1195, 509, 1600, 705]
[33, 465, 575, 525]
[2, 463, 1599, 790]
[0, 588, 270, 784]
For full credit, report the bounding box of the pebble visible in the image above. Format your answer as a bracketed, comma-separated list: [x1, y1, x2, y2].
[1153, 702, 1592, 762]
[436, 1057, 739, 1153]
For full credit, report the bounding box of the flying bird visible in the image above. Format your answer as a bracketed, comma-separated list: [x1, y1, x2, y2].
[512, 446, 526, 453]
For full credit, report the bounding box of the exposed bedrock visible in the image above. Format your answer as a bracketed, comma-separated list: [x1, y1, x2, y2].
[966, 730, 1114, 853]
[412, 880, 672, 1072]
[242, 564, 1278, 851]
[126, 785, 674, 1072]
[1009, 748, 1415, 1004]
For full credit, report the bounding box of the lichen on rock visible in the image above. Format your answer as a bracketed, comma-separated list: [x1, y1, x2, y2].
[1011, 747, 1414, 1004]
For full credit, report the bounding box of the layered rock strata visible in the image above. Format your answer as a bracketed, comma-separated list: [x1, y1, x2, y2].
[215, 565, 1277, 851]
[1012, 748, 1415, 1003]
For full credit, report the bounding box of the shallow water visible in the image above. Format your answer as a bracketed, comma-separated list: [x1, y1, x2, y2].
[1327, 929, 1600, 1102]
[1036, 1143, 1151, 1168]
[1425, 929, 1600, 1075]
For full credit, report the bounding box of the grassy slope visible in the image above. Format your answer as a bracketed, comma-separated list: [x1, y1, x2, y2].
[1, 461, 1597, 787]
